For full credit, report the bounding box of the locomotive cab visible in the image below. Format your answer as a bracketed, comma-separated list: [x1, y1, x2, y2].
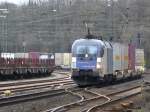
[71, 38, 113, 85]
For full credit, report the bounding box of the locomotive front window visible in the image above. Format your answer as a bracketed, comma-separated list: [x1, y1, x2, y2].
[77, 46, 87, 55]
[76, 45, 97, 58]
[88, 46, 97, 55]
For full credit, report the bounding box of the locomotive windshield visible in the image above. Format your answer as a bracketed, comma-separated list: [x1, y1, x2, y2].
[76, 45, 97, 58]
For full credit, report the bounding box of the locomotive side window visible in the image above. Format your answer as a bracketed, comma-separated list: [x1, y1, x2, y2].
[100, 47, 104, 57]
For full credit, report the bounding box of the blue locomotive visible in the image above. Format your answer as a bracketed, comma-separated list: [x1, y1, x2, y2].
[71, 34, 145, 86]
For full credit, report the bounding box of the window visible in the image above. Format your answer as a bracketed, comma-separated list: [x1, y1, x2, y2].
[76, 45, 97, 58]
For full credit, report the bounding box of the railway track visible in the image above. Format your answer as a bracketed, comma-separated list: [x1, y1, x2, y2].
[0, 71, 78, 112]
[46, 85, 141, 112]
[0, 79, 74, 96]
[87, 86, 141, 112]
[0, 71, 72, 94]
[0, 71, 70, 87]
[66, 87, 104, 100]
[0, 82, 76, 107]
[0, 79, 142, 112]
[0, 71, 78, 108]
[0, 73, 142, 112]
[0, 89, 66, 107]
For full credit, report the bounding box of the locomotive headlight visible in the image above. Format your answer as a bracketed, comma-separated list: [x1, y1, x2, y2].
[72, 57, 76, 62]
[97, 63, 101, 69]
[96, 58, 101, 69]
[97, 58, 102, 63]
[72, 57, 76, 68]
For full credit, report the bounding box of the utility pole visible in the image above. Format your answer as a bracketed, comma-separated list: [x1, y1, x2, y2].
[137, 32, 141, 48]
[111, 0, 114, 39]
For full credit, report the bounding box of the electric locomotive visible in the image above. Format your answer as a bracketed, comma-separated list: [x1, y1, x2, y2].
[71, 34, 114, 85]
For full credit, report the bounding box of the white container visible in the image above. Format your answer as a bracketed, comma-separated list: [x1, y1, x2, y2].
[55, 53, 63, 66]
[135, 49, 145, 72]
[112, 42, 122, 71]
[14, 53, 29, 58]
[39, 53, 54, 59]
[101, 41, 113, 75]
[135, 49, 144, 65]
[55, 53, 72, 68]
[1, 53, 15, 59]
[39, 53, 48, 59]
[121, 44, 128, 70]
[63, 53, 72, 67]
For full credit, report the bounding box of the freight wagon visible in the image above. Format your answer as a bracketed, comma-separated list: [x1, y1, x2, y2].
[0, 52, 55, 79]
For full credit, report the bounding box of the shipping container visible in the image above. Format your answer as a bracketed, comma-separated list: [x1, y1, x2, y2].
[55, 53, 63, 66]
[135, 49, 145, 72]
[39, 53, 54, 59]
[135, 49, 144, 65]
[1, 53, 15, 59]
[121, 44, 128, 70]
[55, 53, 72, 69]
[63, 53, 72, 67]
[39, 53, 55, 66]
[29, 52, 40, 59]
[14, 53, 29, 58]
[128, 44, 135, 70]
[103, 41, 113, 75]
[112, 43, 122, 71]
